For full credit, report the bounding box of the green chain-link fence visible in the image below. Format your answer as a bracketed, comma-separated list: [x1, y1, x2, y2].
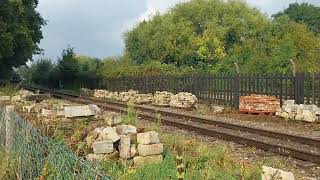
[0, 107, 111, 179]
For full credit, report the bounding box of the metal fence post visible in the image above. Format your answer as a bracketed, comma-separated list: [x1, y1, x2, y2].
[233, 74, 240, 109]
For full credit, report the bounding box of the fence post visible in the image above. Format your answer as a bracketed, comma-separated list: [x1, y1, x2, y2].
[5, 105, 15, 151]
[233, 74, 240, 109]
[294, 72, 305, 104]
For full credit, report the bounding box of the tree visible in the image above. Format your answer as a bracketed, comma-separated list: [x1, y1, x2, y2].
[273, 3, 320, 34]
[124, 0, 268, 68]
[0, 0, 45, 78]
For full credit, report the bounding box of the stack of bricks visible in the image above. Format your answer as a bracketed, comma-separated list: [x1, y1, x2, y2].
[239, 94, 280, 115]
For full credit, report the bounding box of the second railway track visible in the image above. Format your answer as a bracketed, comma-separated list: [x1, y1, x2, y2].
[23, 84, 320, 164]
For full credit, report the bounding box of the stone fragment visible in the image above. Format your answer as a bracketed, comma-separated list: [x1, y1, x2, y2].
[137, 131, 160, 145]
[119, 135, 131, 159]
[0, 96, 10, 101]
[102, 111, 122, 126]
[295, 114, 304, 121]
[92, 140, 114, 154]
[19, 89, 34, 98]
[85, 154, 104, 161]
[302, 110, 317, 123]
[211, 105, 225, 114]
[137, 143, 163, 156]
[261, 166, 294, 180]
[116, 124, 137, 135]
[23, 106, 34, 113]
[170, 92, 197, 108]
[11, 95, 22, 102]
[283, 100, 295, 106]
[41, 109, 53, 117]
[133, 155, 163, 167]
[85, 131, 99, 148]
[97, 127, 120, 142]
[281, 111, 289, 119]
[64, 104, 101, 118]
[153, 91, 173, 107]
[130, 144, 137, 157]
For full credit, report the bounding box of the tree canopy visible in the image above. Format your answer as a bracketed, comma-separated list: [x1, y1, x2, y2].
[124, 0, 320, 73]
[0, 0, 45, 78]
[273, 3, 320, 34]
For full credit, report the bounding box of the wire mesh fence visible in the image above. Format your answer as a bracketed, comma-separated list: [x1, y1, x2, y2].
[0, 106, 110, 179]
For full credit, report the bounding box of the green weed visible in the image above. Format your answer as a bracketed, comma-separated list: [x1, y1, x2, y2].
[122, 100, 138, 126]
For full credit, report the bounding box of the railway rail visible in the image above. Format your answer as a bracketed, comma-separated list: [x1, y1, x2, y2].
[22, 84, 320, 164]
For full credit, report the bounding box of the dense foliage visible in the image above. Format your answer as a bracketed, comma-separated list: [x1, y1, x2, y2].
[124, 0, 320, 73]
[20, 0, 320, 88]
[0, 0, 45, 78]
[273, 3, 320, 34]
[20, 47, 101, 88]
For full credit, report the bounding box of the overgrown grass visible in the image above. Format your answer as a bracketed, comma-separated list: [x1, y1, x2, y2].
[97, 121, 262, 179]
[122, 100, 138, 126]
[0, 85, 19, 97]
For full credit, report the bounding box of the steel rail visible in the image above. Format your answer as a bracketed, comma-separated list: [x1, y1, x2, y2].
[22, 84, 320, 164]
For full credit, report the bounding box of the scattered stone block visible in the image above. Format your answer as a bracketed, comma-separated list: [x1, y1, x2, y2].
[283, 100, 295, 106]
[41, 109, 53, 117]
[133, 155, 163, 167]
[97, 127, 120, 142]
[261, 166, 294, 180]
[0, 96, 10, 101]
[153, 91, 173, 107]
[211, 105, 224, 114]
[170, 92, 197, 108]
[137, 143, 163, 156]
[119, 135, 131, 159]
[137, 131, 160, 145]
[64, 104, 101, 118]
[116, 124, 137, 135]
[130, 144, 137, 157]
[85, 131, 99, 148]
[11, 95, 22, 102]
[102, 111, 122, 126]
[23, 106, 34, 113]
[92, 140, 114, 154]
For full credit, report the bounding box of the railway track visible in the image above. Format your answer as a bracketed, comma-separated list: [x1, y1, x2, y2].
[23, 84, 320, 164]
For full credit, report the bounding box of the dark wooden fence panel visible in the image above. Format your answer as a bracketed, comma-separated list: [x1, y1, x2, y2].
[67, 72, 320, 109]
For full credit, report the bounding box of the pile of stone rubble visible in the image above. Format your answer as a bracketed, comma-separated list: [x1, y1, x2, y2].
[0, 89, 51, 105]
[85, 123, 164, 167]
[93, 89, 198, 109]
[276, 100, 320, 123]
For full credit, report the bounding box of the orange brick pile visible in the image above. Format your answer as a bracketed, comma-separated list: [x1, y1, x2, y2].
[239, 94, 280, 114]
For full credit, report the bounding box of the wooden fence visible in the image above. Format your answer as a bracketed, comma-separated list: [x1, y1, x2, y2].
[59, 73, 320, 109]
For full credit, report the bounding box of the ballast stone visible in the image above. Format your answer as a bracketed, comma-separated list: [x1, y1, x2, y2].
[92, 140, 114, 154]
[137, 131, 160, 145]
[137, 143, 163, 156]
[261, 166, 294, 180]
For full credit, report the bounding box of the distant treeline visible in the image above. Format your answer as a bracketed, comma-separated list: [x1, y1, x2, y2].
[17, 0, 320, 87]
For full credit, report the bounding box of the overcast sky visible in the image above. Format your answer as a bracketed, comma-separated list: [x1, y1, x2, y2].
[36, 0, 320, 60]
